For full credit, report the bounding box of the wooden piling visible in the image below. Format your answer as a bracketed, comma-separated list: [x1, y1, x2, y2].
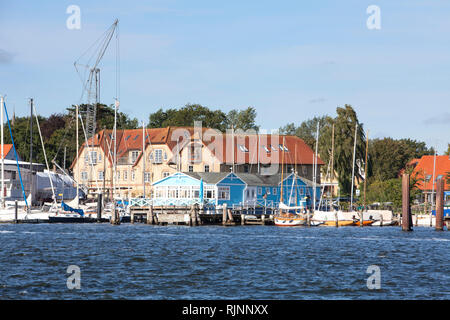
[435, 179, 444, 231]
[241, 214, 245, 225]
[380, 215, 383, 227]
[227, 209, 233, 223]
[402, 174, 412, 231]
[335, 211, 338, 228]
[14, 200, 18, 223]
[97, 194, 102, 222]
[261, 214, 266, 225]
[222, 204, 227, 225]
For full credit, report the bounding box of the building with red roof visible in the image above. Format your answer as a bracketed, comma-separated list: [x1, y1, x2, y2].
[409, 154, 450, 202]
[71, 127, 323, 198]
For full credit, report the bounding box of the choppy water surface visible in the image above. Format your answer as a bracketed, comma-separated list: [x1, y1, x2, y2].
[0, 224, 448, 299]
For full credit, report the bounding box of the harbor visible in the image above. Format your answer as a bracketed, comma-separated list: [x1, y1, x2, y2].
[1, 2, 450, 304]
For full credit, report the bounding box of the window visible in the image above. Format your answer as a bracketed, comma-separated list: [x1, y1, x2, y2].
[98, 153, 102, 162]
[98, 171, 104, 180]
[188, 166, 194, 172]
[189, 144, 202, 162]
[163, 172, 170, 178]
[123, 171, 128, 181]
[273, 187, 277, 195]
[117, 171, 120, 180]
[278, 144, 289, 152]
[131, 170, 135, 181]
[302, 166, 307, 175]
[299, 188, 304, 195]
[204, 165, 210, 172]
[152, 149, 163, 164]
[204, 186, 215, 199]
[144, 172, 151, 183]
[85, 151, 97, 165]
[218, 187, 230, 200]
[266, 187, 271, 195]
[81, 172, 88, 181]
[131, 151, 139, 163]
[168, 187, 178, 198]
[238, 145, 248, 152]
[258, 187, 262, 196]
[243, 165, 249, 173]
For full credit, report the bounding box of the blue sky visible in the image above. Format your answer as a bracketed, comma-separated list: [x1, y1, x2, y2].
[1, 0, 449, 152]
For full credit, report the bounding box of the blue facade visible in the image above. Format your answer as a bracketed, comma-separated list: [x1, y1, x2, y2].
[150, 171, 320, 209]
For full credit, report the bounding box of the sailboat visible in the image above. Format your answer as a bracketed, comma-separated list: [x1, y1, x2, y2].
[274, 137, 308, 226]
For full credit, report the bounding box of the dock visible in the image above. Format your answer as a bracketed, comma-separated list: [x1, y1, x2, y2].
[129, 205, 274, 226]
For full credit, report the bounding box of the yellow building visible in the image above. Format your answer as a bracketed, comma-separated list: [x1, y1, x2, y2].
[70, 126, 323, 199]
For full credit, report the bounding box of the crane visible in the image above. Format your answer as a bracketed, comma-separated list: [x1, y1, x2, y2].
[74, 19, 119, 141]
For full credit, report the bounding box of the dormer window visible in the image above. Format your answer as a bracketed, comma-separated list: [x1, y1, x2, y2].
[238, 145, 249, 152]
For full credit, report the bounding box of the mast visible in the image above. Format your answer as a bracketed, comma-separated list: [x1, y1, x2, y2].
[312, 122, 319, 212]
[280, 136, 285, 204]
[350, 123, 358, 212]
[142, 120, 146, 198]
[1, 95, 4, 208]
[29, 98, 34, 209]
[76, 104, 79, 209]
[363, 129, 369, 210]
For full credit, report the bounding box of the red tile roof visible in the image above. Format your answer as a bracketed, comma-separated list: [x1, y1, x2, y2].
[412, 155, 450, 191]
[71, 127, 323, 168]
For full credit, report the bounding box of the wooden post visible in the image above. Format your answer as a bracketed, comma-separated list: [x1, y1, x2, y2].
[241, 214, 245, 225]
[360, 211, 363, 227]
[222, 203, 227, 225]
[380, 214, 383, 227]
[335, 211, 339, 228]
[14, 200, 18, 223]
[402, 174, 412, 231]
[261, 214, 265, 225]
[435, 179, 444, 231]
[227, 208, 233, 223]
[130, 210, 135, 224]
[97, 193, 102, 222]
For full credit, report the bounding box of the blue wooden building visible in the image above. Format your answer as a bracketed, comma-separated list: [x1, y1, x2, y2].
[150, 171, 320, 210]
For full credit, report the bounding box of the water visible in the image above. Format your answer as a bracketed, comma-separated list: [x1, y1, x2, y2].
[0, 224, 449, 299]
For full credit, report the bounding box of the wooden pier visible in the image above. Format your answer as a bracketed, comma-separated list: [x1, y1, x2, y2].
[129, 204, 273, 226]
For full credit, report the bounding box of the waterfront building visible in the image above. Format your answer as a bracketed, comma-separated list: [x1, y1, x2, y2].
[71, 126, 323, 199]
[407, 155, 450, 203]
[150, 171, 320, 209]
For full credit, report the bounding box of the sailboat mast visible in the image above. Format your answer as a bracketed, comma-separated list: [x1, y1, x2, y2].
[280, 136, 285, 204]
[313, 122, 319, 212]
[0, 95, 4, 208]
[350, 123, 358, 211]
[363, 129, 369, 210]
[29, 98, 34, 208]
[142, 121, 145, 198]
[76, 104, 79, 209]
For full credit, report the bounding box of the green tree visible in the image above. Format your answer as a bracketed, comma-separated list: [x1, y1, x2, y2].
[369, 138, 434, 181]
[148, 104, 259, 132]
[227, 107, 259, 131]
[445, 143, 450, 156]
[280, 116, 330, 150]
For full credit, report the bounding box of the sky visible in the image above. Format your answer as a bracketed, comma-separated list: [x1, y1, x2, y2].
[0, 0, 449, 153]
